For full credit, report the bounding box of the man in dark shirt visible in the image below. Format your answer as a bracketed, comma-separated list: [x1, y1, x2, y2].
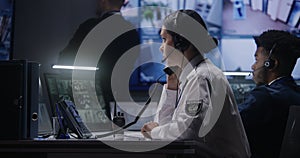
[57, 0, 140, 119]
[239, 30, 300, 158]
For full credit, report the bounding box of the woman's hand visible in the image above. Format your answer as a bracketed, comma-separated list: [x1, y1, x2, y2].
[166, 73, 179, 90]
[166, 67, 181, 90]
[141, 121, 159, 139]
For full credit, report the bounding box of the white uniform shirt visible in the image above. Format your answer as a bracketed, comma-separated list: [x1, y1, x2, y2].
[152, 55, 251, 158]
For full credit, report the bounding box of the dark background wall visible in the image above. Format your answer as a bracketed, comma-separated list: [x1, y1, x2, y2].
[13, 0, 98, 99]
[13, 0, 98, 73]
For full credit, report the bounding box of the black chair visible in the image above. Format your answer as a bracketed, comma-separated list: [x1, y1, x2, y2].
[280, 105, 300, 158]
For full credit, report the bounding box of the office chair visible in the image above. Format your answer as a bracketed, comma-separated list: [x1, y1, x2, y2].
[280, 105, 300, 158]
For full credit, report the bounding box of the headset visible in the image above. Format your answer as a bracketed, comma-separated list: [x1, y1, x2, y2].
[172, 11, 191, 52]
[173, 34, 190, 52]
[264, 43, 277, 69]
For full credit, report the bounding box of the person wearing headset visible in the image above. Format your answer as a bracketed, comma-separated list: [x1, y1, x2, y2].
[239, 30, 300, 158]
[141, 9, 251, 158]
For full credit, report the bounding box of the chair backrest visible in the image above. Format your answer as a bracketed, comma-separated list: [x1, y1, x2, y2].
[280, 105, 300, 158]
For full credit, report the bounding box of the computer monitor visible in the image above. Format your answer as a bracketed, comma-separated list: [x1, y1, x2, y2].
[221, 37, 256, 72]
[228, 78, 256, 105]
[222, 0, 299, 36]
[44, 73, 112, 132]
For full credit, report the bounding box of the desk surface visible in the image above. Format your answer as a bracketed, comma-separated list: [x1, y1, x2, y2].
[0, 140, 196, 152]
[0, 131, 197, 158]
[0, 134, 197, 158]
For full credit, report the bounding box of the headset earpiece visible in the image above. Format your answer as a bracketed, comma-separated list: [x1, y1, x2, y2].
[264, 43, 277, 69]
[173, 34, 190, 52]
[264, 58, 275, 69]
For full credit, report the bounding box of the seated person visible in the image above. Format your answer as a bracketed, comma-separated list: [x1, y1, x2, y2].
[141, 9, 251, 158]
[239, 30, 300, 158]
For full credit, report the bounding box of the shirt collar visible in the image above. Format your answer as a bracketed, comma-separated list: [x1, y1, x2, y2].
[190, 54, 206, 68]
[179, 54, 206, 83]
[268, 76, 287, 86]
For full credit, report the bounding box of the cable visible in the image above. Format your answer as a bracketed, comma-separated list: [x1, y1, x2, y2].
[95, 74, 165, 138]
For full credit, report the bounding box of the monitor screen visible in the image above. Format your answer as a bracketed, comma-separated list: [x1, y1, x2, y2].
[0, 0, 14, 60]
[44, 73, 112, 132]
[221, 37, 256, 72]
[222, 0, 299, 36]
[228, 78, 256, 105]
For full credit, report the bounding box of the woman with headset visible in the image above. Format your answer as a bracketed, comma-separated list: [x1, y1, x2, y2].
[141, 9, 251, 158]
[239, 30, 300, 158]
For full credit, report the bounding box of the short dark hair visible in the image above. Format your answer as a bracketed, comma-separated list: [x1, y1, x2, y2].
[254, 30, 300, 74]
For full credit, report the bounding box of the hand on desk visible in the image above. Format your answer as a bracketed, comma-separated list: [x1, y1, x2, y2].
[141, 121, 159, 139]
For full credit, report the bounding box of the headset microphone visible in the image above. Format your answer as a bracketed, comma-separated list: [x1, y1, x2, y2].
[161, 48, 176, 63]
[163, 66, 180, 76]
[249, 66, 265, 76]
